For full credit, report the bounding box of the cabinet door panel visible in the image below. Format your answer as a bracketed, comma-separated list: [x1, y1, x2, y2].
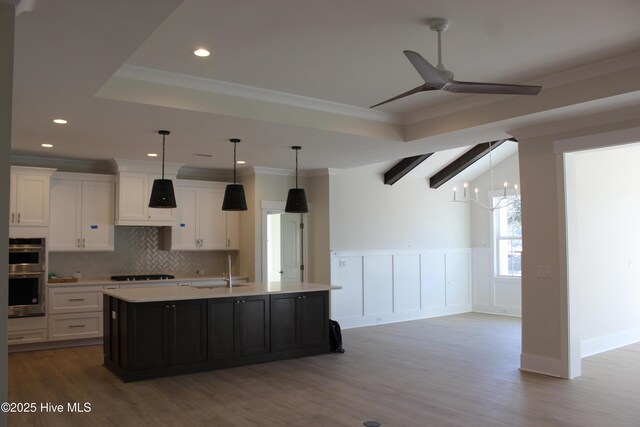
[208, 298, 239, 360]
[50, 179, 82, 251]
[172, 187, 198, 250]
[270, 294, 300, 352]
[301, 292, 329, 348]
[81, 181, 114, 251]
[16, 175, 49, 226]
[226, 211, 240, 250]
[129, 303, 170, 370]
[198, 188, 226, 249]
[172, 300, 207, 365]
[240, 296, 270, 356]
[118, 172, 147, 221]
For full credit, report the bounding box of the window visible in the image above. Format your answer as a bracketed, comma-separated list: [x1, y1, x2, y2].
[494, 196, 522, 277]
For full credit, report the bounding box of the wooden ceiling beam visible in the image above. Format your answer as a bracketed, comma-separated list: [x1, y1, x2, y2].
[428, 139, 511, 189]
[384, 153, 434, 185]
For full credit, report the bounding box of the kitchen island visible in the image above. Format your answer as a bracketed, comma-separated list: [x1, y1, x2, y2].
[103, 282, 337, 381]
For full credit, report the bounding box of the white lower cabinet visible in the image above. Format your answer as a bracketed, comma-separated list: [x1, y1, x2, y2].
[8, 316, 48, 346]
[48, 286, 104, 341]
[48, 312, 103, 341]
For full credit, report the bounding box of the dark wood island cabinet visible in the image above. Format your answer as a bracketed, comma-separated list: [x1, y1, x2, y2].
[103, 283, 333, 381]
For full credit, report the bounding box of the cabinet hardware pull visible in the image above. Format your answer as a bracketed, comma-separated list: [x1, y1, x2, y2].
[68, 298, 85, 302]
[172, 305, 176, 308]
[227, 239, 230, 248]
[8, 336, 24, 340]
[302, 296, 306, 299]
[77, 238, 81, 247]
[68, 324, 86, 328]
[82, 238, 85, 248]
[11, 213, 14, 223]
[17, 213, 21, 223]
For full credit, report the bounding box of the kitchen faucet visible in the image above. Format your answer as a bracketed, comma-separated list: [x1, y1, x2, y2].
[225, 254, 233, 288]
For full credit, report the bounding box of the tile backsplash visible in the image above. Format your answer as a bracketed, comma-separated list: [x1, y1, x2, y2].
[48, 226, 234, 279]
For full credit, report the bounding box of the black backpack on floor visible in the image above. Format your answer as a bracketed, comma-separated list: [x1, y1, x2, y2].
[329, 319, 345, 353]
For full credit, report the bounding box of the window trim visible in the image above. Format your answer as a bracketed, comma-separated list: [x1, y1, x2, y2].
[491, 190, 521, 280]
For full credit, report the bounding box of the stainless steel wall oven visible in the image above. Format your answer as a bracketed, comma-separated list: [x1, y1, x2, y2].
[8, 238, 46, 317]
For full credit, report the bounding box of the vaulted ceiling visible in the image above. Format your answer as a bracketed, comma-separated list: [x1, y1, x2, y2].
[9, 0, 640, 173]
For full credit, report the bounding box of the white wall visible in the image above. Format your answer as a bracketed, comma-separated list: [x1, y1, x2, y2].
[329, 162, 472, 327]
[568, 145, 640, 357]
[330, 163, 470, 250]
[469, 153, 522, 316]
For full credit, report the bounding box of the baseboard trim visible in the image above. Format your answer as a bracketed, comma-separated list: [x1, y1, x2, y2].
[336, 306, 471, 330]
[9, 337, 102, 353]
[520, 353, 563, 378]
[473, 304, 521, 317]
[581, 327, 640, 358]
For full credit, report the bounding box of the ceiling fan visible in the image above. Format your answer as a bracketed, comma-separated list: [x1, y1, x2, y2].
[371, 18, 542, 108]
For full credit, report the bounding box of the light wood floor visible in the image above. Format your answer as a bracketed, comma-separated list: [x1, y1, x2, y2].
[7, 313, 640, 426]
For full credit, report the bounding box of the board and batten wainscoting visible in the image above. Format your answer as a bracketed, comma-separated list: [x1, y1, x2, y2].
[330, 249, 472, 329]
[471, 247, 522, 317]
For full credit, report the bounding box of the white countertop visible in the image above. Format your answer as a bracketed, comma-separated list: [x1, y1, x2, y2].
[102, 282, 340, 303]
[47, 275, 249, 287]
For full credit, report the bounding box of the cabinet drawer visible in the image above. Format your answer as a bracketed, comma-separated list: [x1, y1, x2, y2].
[48, 286, 103, 314]
[48, 312, 103, 341]
[8, 315, 47, 332]
[8, 329, 48, 345]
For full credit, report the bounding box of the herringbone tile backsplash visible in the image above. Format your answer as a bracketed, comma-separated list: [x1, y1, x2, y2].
[49, 227, 232, 279]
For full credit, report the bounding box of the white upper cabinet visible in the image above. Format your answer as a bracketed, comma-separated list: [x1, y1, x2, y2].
[9, 166, 56, 228]
[50, 173, 115, 252]
[165, 181, 240, 251]
[116, 172, 176, 226]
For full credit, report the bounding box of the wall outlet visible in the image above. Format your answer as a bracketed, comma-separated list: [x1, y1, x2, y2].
[536, 265, 551, 278]
[196, 270, 205, 275]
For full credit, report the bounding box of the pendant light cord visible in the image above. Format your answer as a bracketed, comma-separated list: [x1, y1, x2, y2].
[161, 133, 166, 180]
[295, 148, 299, 189]
[233, 141, 237, 184]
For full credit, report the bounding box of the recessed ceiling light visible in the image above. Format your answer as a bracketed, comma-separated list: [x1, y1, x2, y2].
[147, 153, 158, 157]
[236, 160, 246, 164]
[193, 48, 210, 57]
[52, 118, 67, 124]
[41, 143, 53, 148]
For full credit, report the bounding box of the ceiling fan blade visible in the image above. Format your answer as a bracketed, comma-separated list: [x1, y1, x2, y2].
[370, 84, 434, 108]
[403, 50, 447, 89]
[444, 80, 542, 95]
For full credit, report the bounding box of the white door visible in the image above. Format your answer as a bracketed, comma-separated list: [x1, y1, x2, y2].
[280, 213, 302, 282]
[81, 181, 115, 251]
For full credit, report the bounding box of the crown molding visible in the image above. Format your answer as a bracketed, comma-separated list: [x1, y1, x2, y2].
[113, 158, 183, 175]
[11, 154, 115, 174]
[115, 64, 402, 125]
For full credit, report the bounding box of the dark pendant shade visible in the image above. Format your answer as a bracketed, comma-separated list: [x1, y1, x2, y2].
[222, 138, 248, 211]
[222, 184, 248, 211]
[149, 179, 177, 208]
[285, 188, 308, 213]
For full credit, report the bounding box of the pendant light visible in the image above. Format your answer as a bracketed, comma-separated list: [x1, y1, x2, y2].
[285, 146, 308, 213]
[148, 130, 177, 208]
[222, 138, 248, 211]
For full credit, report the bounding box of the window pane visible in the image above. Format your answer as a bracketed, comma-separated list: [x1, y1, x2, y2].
[498, 239, 522, 276]
[494, 197, 522, 237]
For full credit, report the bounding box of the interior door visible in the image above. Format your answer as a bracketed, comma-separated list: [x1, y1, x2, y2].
[280, 213, 302, 282]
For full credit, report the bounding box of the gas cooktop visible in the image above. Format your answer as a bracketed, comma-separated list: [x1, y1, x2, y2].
[110, 274, 175, 282]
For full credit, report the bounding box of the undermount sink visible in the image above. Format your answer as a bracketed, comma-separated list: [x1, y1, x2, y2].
[193, 283, 251, 289]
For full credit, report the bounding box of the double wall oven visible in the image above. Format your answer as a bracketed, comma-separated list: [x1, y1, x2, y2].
[9, 238, 46, 318]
